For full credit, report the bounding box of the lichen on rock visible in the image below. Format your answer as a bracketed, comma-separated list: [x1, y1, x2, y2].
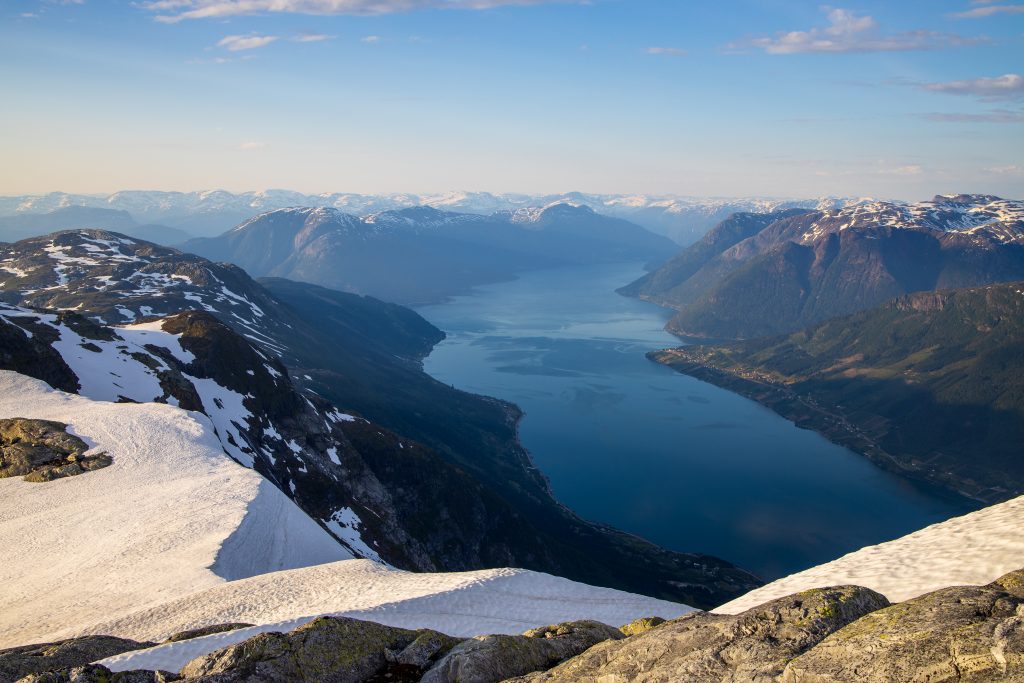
[0, 418, 111, 483]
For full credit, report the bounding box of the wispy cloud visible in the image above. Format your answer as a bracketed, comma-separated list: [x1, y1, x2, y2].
[146, 0, 572, 23]
[950, 1, 1024, 18]
[923, 109, 1024, 123]
[645, 47, 687, 57]
[217, 34, 278, 51]
[921, 74, 1023, 100]
[731, 7, 985, 55]
[294, 31, 333, 42]
[879, 164, 924, 176]
[238, 141, 267, 150]
[983, 164, 1024, 174]
[361, 35, 381, 43]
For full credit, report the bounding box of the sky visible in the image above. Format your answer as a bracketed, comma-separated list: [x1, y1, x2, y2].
[1, 0, 1022, 200]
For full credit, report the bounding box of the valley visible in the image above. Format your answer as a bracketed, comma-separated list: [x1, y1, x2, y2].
[416, 262, 977, 580]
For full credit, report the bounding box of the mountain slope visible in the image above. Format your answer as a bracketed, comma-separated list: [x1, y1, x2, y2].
[0, 371, 691, 654]
[651, 281, 1024, 503]
[183, 204, 677, 305]
[0, 370, 351, 648]
[0, 229, 761, 607]
[625, 195, 1024, 339]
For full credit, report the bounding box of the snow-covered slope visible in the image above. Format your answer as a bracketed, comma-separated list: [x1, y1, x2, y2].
[96, 561, 690, 673]
[0, 371, 352, 649]
[714, 494, 1024, 614]
[0, 370, 691, 668]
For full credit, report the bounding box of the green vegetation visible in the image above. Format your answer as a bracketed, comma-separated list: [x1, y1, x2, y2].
[653, 282, 1024, 503]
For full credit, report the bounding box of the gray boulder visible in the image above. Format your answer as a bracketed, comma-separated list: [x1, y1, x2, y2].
[0, 635, 154, 683]
[507, 586, 888, 683]
[782, 569, 1024, 682]
[177, 616, 451, 682]
[421, 620, 623, 683]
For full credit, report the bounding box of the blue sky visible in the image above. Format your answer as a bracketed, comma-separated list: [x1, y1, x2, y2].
[1, 0, 1022, 199]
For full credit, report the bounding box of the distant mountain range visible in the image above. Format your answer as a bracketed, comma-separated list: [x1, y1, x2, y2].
[651, 280, 1024, 504]
[182, 204, 678, 305]
[0, 206, 191, 245]
[623, 195, 1024, 340]
[0, 190, 867, 243]
[0, 229, 760, 607]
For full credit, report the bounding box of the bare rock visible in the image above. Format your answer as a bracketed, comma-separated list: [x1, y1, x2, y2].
[421, 620, 623, 683]
[0, 636, 154, 683]
[0, 418, 110, 482]
[177, 616, 430, 682]
[507, 586, 888, 683]
[618, 616, 665, 636]
[782, 569, 1024, 682]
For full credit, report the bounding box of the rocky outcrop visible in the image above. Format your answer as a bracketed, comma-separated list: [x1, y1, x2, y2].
[16, 665, 179, 682]
[0, 419, 111, 482]
[618, 616, 665, 637]
[420, 621, 622, 683]
[507, 586, 888, 683]
[163, 626, 254, 645]
[11, 573, 1024, 682]
[0, 636, 153, 682]
[782, 569, 1024, 682]
[177, 617, 458, 683]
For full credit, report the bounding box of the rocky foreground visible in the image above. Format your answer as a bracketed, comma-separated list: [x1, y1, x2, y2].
[6, 569, 1023, 683]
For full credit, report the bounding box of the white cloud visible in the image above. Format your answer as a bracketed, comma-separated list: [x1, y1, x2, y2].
[950, 2, 1024, 18]
[645, 47, 687, 57]
[879, 165, 924, 176]
[983, 164, 1024, 175]
[294, 31, 333, 42]
[361, 35, 381, 43]
[238, 141, 266, 150]
[217, 34, 278, 51]
[921, 74, 1023, 100]
[733, 7, 984, 54]
[146, 0, 571, 23]
[924, 109, 1024, 123]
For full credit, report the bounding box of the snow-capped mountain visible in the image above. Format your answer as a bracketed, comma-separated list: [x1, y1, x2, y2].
[0, 189, 869, 243]
[796, 194, 1024, 245]
[0, 229, 761, 608]
[184, 203, 678, 305]
[623, 194, 1024, 340]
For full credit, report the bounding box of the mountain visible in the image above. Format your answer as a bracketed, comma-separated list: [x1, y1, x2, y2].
[0, 370, 690, 655]
[0, 190, 866, 243]
[183, 204, 678, 305]
[0, 206, 190, 246]
[623, 194, 1024, 340]
[650, 281, 1024, 503]
[0, 229, 760, 607]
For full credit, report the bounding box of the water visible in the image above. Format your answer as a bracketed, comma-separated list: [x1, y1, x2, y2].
[417, 262, 978, 580]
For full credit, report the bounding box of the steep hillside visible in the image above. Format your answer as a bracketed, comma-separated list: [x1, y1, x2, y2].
[183, 204, 677, 305]
[624, 194, 1024, 339]
[0, 229, 760, 607]
[651, 282, 1024, 503]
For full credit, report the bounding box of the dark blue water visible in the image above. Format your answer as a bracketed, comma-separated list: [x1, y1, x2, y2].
[417, 262, 977, 580]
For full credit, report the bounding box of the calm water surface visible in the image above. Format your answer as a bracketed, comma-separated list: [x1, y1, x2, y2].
[417, 262, 977, 580]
